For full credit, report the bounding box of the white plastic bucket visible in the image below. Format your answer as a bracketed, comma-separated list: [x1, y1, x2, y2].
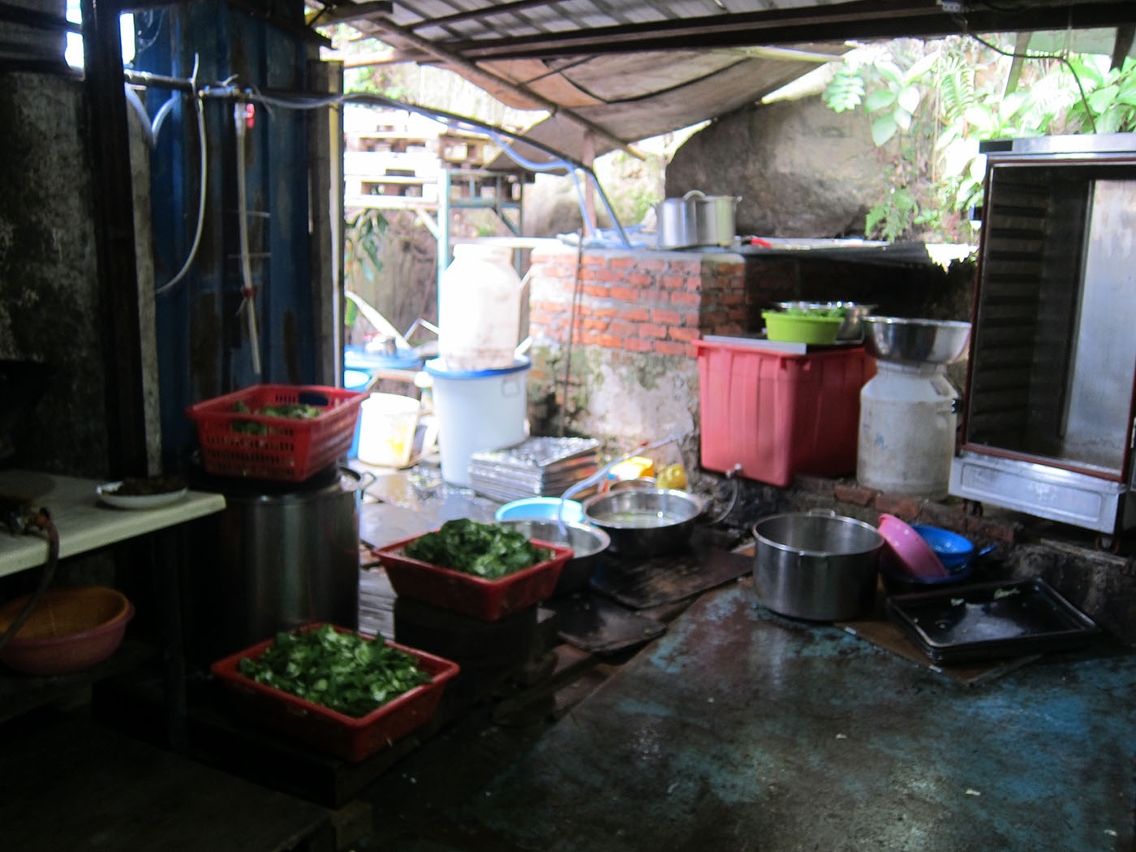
[438, 243, 526, 371]
[425, 357, 530, 485]
[357, 393, 421, 468]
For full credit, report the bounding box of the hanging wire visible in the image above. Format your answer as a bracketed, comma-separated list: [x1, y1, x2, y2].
[155, 54, 208, 295]
[953, 16, 1098, 133]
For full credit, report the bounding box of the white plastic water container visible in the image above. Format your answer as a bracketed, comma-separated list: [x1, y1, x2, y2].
[857, 361, 958, 499]
[357, 393, 421, 468]
[438, 243, 525, 371]
[425, 357, 530, 485]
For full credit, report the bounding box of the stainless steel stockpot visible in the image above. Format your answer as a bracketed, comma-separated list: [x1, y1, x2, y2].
[752, 510, 883, 621]
[656, 190, 741, 249]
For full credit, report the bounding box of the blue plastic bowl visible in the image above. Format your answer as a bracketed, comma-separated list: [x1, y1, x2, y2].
[494, 497, 586, 524]
[911, 524, 974, 572]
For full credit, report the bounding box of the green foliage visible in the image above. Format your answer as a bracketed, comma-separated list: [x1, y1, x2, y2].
[345, 208, 388, 288]
[822, 38, 1136, 242]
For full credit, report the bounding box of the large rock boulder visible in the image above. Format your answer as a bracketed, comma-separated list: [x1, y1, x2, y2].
[666, 96, 892, 238]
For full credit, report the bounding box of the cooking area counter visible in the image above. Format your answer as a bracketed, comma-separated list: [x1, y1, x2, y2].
[360, 578, 1136, 851]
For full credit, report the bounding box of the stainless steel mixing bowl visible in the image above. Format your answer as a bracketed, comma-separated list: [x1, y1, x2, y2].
[582, 488, 705, 557]
[861, 317, 971, 364]
[496, 518, 611, 594]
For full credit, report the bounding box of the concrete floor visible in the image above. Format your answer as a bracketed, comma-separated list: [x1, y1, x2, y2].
[358, 580, 1136, 852]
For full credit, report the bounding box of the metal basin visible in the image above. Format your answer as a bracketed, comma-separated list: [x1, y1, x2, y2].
[861, 316, 971, 364]
[752, 511, 884, 621]
[775, 301, 876, 340]
[582, 488, 705, 557]
[496, 519, 610, 594]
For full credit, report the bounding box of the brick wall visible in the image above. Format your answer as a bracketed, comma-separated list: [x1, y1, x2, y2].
[528, 245, 748, 359]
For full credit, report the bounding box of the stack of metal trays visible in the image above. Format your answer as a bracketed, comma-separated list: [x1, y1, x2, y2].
[469, 437, 600, 503]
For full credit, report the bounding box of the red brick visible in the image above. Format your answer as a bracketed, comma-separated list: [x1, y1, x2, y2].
[794, 475, 837, 496]
[627, 271, 653, 287]
[620, 306, 650, 322]
[669, 326, 700, 342]
[670, 291, 701, 307]
[578, 267, 597, 281]
[598, 334, 622, 349]
[591, 306, 619, 319]
[530, 310, 553, 326]
[660, 274, 688, 289]
[579, 330, 601, 346]
[718, 291, 747, 306]
[834, 482, 876, 506]
[636, 258, 667, 272]
[610, 286, 639, 302]
[623, 338, 653, 352]
[609, 256, 637, 269]
[964, 516, 1018, 543]
[639, 323, 668, 339]
[652, 308, 683, 325]
[609, 321, 638, 337]
[667, 259, 702, 275]
[654, 341, 688, 356]
[684, 342, 699, 359]
[582, 284, 610, 298]
[597, 268, 628, 283]
[873, 493, 924, 520]
[581, 254, 608, 268]
[582, 318, 608, 331]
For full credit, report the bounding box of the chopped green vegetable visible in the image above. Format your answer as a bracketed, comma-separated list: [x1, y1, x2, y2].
[404, 518, 550, 580]
[237, 625, 430, 717]
[231, 400, 323, 434]
[782, 305, 846, 318]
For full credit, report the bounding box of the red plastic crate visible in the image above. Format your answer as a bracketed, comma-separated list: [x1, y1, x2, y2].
[187, 384, 367, 482]
[372, 535, 573, 621]
[210, 624, 459, 763]
[695, 340, 876, 487]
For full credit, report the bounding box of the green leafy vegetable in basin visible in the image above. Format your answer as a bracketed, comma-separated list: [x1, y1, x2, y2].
[404, 518, 551, 580]
[237, 625, 430, 717]
[782, 305, 846, 318]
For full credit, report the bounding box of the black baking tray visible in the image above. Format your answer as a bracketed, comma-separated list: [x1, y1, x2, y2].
[886, 578, 1100, 663]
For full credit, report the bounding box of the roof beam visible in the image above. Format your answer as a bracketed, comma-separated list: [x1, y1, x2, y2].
[438, 0, 1136, 60]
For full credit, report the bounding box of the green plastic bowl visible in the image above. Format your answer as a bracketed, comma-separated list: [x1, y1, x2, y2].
[762, 311, 844, 344]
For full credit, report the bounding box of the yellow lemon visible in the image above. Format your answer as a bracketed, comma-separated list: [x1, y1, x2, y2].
[657, 463, 687, 491]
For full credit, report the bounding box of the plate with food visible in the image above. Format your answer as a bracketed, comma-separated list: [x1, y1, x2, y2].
[97, 475, 189, 509]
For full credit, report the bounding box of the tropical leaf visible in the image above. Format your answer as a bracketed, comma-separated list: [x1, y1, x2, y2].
[865, 89, 898, 113]
[872, 115, 899, 146]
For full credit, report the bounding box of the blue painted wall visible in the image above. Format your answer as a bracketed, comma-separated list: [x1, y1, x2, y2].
[133, 1, 315, 472]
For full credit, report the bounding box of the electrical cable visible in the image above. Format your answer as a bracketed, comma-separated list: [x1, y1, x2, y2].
[953, 18, 1098, 133]
[0, 510, 59, 654]
[560, 233, 585, 438]
[155, 54, 208, 296]
[234, 102, 262, 376]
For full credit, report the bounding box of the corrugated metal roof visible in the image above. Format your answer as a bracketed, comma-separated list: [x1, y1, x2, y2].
[309, 0, 1136, 160]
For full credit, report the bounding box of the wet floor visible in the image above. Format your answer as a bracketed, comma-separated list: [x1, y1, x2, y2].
[358, 581, 1136, 852]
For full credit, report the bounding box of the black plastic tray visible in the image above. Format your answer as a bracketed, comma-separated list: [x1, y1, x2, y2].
[886, 578, 1100, 663]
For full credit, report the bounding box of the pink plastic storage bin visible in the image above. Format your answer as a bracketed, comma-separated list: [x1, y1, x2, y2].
[695, 340, 876, 487]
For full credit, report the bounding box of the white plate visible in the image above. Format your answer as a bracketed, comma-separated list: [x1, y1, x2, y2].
[96, 482, 189, 510]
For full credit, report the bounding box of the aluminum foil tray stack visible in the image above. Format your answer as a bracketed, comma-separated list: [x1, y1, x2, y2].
[469, 437, 600, 503]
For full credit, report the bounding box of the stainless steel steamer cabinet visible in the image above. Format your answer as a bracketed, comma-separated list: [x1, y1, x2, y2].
[950, 133, 1136, 536]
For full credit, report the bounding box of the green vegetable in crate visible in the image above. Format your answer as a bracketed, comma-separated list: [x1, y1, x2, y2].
[405, 518, 551, 580]
[237, 625, 430, 717]
[231, 400, 323, 434]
